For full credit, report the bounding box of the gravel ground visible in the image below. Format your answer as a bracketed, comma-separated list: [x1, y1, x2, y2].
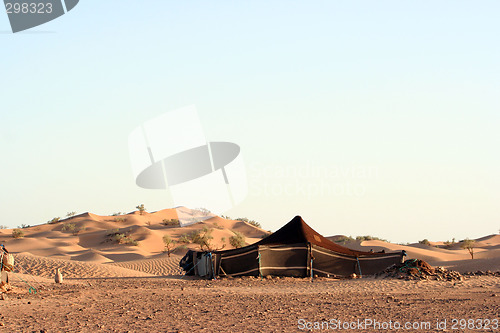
[1, 275, 499, 333]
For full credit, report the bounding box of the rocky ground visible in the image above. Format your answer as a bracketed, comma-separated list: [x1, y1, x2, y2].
[0, 275, 499, 333]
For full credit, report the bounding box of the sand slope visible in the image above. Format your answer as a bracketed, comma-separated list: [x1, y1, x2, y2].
[0, 208, 269, 279]
[1, 209, 498, 280]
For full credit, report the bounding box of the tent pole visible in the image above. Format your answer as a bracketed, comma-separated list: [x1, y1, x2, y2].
[356, 257, 362, 278]
[309, 244, 314, 283]
[258, 251, 263, 281]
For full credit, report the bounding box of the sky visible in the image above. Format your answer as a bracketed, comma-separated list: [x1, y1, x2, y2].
[1, 1, 499, 243]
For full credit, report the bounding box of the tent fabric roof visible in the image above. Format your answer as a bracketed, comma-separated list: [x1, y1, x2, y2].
[255, 216, 383, 256]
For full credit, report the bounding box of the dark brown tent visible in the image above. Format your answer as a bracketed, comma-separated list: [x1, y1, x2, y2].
[180, 216, 404, 278]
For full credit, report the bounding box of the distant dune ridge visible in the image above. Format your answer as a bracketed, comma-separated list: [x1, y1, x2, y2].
[0, 208, 498, 280]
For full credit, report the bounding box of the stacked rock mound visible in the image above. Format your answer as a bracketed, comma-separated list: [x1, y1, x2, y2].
[376, 259, 463, 281]
[464, 271, 500, 277]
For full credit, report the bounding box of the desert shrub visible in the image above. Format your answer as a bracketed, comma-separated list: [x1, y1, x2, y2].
[334, 236, 354, 244]
[62, 223, 83, 236]
[112, 233, 138, 246]
[12, 229, 24, 238]
[111, 212, 122, 216]
[66, 212, 76, 218]
[193, 207, 211, 217]
[0, 225, 7, 229]
[212, 222, 224, 230]
[229, 231, 246, 248]
[105, 229, 137, 245]
[161, 219, 180, 227]
[221, 215, 231, 219]
[136, 204, 146, 215]
[356, 235, 388, 242]
[162, 234, 176, 257]
[113, 217, 126, 223]
[191, 227, 223, 251]
[177, 244, 188, 251]
[62, 223, 76, 232]
[419, 239, 431, 246]
[236, 217, 261, 228]
[48, 217, 61, 224]
[178, 234, 191, 244]
[461, 238, 475, 259]
[18, 224, 30, 229]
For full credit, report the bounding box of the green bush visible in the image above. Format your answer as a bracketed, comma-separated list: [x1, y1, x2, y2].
[334, 236, 354, 244]
[107, 230, 138, 246]
[236, 218, 261, 228]
[161, 219, 180, 227]
[48, 217, 61, 224]
[229, 231, 246, 248]
[178, 234, 190, 244]
[356, 235, 388, 242]
[419, 239, 431, 246]
[62, 223, 76, 232]
[12, 229, 24, 238]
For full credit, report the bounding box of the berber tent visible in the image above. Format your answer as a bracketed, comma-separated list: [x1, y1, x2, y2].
[180, 216, 405, 279]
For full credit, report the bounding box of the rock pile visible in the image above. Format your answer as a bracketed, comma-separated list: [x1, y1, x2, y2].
[464, 270, 500, 277]
[376, 259, 464, 281]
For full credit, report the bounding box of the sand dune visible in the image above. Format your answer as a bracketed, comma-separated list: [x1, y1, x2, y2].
[110, 254, 183, 276]
[0, 208, 498, 280]
[13, 253, 153, 279]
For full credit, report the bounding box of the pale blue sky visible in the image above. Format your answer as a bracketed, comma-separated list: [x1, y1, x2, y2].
[1, 1, 499, 242]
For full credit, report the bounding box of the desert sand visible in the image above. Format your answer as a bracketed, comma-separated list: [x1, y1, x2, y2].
[0, 208, 499, 332]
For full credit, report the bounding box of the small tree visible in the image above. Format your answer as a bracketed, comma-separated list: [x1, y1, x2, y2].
[12, 229, 24, 238]
[162, 234, 176, 257]
[229, 231, 246, 248]
[136, 204, 146, 215]
[192, 227, 213, 251]
[461, 238, 475, 259]
[191, 227, 225, 251]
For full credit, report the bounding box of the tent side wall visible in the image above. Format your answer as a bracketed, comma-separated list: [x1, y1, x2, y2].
[310, 245, 359, 277]
[357, 252, 404, 275]
[217, 245, 260, 277]
[311, 244, 404, 277]
[259, 244, 309, 277]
